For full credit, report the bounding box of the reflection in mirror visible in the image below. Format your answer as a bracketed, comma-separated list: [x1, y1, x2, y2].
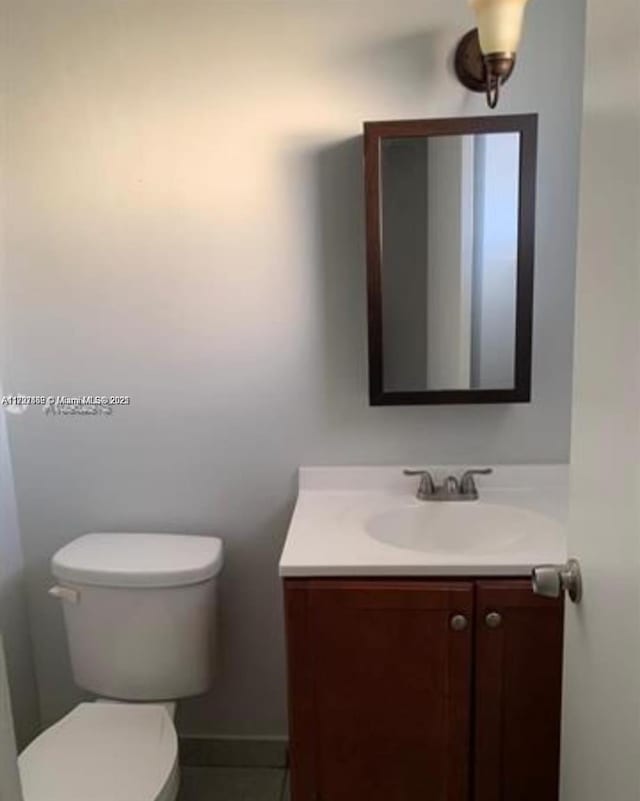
[381, 132, 520, 393]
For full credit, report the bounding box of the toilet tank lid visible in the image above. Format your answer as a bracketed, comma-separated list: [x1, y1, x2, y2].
[52, 533, 224, 588]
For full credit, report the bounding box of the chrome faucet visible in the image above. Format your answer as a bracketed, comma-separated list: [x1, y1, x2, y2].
[403, 469, 436, 500]
[403, 468, 493, 501]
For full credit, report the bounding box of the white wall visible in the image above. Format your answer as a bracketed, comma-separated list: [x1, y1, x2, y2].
[561, 0, 640, 797]
[0, 0, 586, 737]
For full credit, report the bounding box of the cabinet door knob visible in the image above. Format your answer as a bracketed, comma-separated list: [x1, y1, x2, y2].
[485, 611, 502, 629]
[450, 614, 469, 631]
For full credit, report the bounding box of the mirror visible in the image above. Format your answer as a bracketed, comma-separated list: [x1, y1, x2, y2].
[365, 115, 537, 405]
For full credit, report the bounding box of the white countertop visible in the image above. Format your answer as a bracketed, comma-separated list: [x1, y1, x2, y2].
[279, 466, 569, 577]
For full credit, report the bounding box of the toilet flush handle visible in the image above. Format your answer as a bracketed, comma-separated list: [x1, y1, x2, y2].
[49, 585, 80, 604]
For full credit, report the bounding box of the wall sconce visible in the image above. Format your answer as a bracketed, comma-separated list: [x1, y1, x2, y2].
[454, 0, 530, 109]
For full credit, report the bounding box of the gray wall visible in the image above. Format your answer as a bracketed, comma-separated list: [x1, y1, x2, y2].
[0, 84, 40, 748]
[0, 396, 39, 749]
[0, 0, 585, 737]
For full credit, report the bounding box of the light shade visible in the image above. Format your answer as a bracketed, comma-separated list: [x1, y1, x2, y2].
[469, 0, 529, 55]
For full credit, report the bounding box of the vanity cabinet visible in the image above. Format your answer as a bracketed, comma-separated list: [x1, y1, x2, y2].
[284, 578, 563, 801]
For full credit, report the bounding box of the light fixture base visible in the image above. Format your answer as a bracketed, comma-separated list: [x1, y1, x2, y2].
[454, 29, 515, 94]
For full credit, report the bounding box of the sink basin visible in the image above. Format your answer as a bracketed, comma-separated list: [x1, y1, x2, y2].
[366, 502, 563, 556]
[280, 466, 569, 576]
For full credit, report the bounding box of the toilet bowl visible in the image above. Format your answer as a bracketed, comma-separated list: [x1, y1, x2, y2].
[18, 533, 223, 801]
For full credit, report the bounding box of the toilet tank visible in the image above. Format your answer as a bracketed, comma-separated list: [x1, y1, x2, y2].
[50, 533, 223, 701]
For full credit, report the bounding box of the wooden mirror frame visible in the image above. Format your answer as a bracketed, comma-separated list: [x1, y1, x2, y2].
[365, 114, 538, 406]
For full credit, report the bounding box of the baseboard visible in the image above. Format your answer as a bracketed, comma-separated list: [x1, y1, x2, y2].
[179, 735, 289, 768]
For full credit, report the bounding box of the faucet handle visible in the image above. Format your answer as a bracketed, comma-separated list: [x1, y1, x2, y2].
[460, 468, 493, 495]
[403, 469, 435, 499]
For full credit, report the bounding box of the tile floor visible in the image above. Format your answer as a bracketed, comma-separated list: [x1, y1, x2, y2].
[179, 767, 290, 801]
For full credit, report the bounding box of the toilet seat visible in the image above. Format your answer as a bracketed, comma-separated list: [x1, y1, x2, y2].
[18, 702, 179, 801]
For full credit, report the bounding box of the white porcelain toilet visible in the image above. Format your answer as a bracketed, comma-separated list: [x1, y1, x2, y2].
[18, 532, 224, 801]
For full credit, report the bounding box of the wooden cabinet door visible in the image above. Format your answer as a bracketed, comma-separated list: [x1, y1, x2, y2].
[285, 579, 473, 801]
[474, 581, 564, 801]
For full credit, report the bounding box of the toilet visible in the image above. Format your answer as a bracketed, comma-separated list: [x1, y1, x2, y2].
[18, 532, 224, 801]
